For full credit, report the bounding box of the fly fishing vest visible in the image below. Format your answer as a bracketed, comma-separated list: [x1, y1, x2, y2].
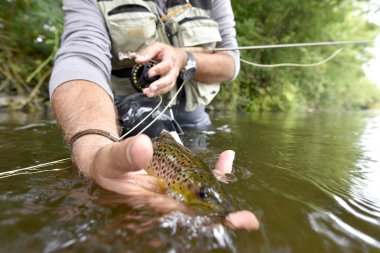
[93, 0, 222, 111]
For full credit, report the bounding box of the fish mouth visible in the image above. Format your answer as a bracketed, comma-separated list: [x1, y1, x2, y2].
[209, 210, 231, 219]
[187, 199, 229, 214]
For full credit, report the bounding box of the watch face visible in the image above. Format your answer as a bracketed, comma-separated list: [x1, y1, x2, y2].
[182, 52, 197, 81]
[183, 67, 196, 81]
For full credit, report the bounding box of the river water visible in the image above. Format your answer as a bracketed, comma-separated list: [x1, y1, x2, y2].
[0, 110, 379, 253]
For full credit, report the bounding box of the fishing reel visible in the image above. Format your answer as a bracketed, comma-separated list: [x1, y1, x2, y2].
[130, 60, 160, 92]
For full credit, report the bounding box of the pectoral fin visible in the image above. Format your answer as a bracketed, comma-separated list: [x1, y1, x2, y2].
[131, 174, 167, 194]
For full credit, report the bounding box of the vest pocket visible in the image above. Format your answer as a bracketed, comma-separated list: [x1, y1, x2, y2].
[176, 16, 222, 47]
[108, 4, 158, 54]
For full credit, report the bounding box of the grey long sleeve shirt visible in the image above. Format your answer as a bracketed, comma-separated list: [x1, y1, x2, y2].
[49, 0, 240, 99]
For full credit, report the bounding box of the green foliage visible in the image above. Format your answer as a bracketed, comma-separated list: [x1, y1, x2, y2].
[0, 0, 379, 111]
[0, 0, 63, 110]
[216, 0, 380, 111]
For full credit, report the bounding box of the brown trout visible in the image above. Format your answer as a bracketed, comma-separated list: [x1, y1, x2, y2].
[144, 131, 232, 214]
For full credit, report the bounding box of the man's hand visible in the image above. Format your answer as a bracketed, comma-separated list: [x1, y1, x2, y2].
[52, 81, 258, 231]
[213, 150, 260, 231]
[135, 42, 187, 98]
[135, 42, 236, 98]
[89, 134, 153, 195]
[90, 133, 259, 232]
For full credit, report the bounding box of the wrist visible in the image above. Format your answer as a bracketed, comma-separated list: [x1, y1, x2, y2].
[180, 51, 197, 81]
[71, 134, 114, 179]
[180, 49, 188, 69]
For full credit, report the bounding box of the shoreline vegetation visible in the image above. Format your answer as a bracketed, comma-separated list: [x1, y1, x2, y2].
[1, 0, 379, 112]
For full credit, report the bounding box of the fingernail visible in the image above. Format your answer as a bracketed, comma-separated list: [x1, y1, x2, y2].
[144, 91, 155, 97]
[136, 55, 147, 61]
[148, 69, 157, 77]
[150, 85, 157, 91]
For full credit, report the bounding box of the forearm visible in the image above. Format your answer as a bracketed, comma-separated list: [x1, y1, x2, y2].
[192, 51, 235, 84]
[51, 80, 119, 178]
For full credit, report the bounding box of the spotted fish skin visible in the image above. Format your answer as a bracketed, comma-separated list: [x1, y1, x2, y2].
[145, 131, 232, 214]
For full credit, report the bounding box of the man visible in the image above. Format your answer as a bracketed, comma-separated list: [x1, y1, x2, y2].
[49, 0, 259, 231]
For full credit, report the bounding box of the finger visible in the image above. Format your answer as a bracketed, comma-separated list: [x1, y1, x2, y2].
[116, 134, 153, 172]
[142, 61, 179, 97]
[152, 79, 176, 96]
[148, 60, 172, 78]
[225, 210, 260, 231]
[143, 75, 177, 97]
[213, 150, 235, 178]
[95, 134, 153, 178]
[135, 42, 163, 63]
[148, 60, 179, 84]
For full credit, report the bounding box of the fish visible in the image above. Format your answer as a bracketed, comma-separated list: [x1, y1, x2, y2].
[144, 131, 232, 215]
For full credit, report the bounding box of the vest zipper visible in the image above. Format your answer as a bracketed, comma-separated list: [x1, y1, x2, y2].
[177, 16, 211, 25]
[108, 5, 150, 16]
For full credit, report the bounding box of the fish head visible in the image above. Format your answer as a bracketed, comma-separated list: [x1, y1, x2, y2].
[184, 181, 232, 215]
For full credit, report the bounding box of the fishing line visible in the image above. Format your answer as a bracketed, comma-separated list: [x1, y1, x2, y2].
[0, 167, 70, 179]
[0, 158, 71, 179]
[137, 80, 185, 135]
[240, 47, 344, 68]
[182, 40, 375, 68]
[1, 80, 184, 178]
[120, 40, 375, 135]
[119, 94, 164, 140]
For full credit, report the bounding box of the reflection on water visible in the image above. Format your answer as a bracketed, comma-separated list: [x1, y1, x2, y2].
[306, 113, 380, 251]
[0, 110, 380, 252]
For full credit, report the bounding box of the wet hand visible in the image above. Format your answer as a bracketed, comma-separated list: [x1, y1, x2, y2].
[135, 42, 187, 97]
[90, 134, 154, 195]
[91, 133, 259, 232]
[213, 150, 260, 231]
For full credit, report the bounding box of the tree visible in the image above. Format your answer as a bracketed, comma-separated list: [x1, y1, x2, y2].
[216, 0, 380, 111]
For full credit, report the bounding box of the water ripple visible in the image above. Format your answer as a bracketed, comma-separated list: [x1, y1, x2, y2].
[334, 195, 380, 226]
[309, 212, 380, 249]
[159, 211, 237, 253]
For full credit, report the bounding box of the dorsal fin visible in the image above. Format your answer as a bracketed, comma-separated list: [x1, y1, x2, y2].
[159, 130, 184, 145]
[159, 130, 175, 140]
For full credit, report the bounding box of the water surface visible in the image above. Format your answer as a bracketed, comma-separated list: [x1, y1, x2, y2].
[0, 110, 379, 252]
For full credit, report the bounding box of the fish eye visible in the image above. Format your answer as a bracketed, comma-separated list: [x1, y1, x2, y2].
[197, 188, 209, 199]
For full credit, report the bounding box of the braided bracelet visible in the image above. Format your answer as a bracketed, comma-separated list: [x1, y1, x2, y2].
[68, 129, 120, 152]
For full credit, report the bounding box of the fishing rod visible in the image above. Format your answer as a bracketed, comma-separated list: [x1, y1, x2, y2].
[182, 39, 375, 53]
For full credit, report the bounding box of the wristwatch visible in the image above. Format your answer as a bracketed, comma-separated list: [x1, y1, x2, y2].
[180, 52, 197, 81]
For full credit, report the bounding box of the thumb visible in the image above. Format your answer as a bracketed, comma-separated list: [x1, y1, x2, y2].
[93, 134, 153, 179]
[117, 134, 153, 172]
[213, 150, 235, 178]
